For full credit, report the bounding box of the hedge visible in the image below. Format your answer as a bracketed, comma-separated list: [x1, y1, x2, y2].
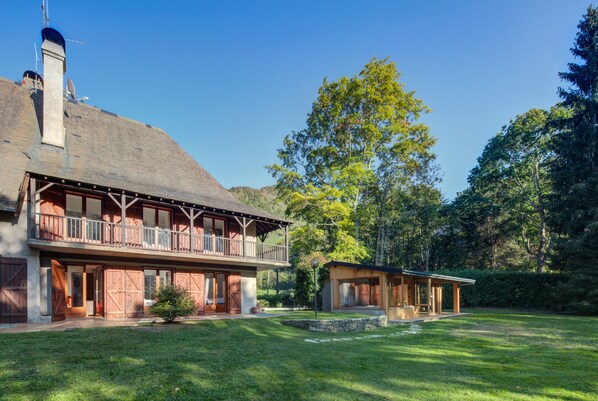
[437, 270, 571, 310]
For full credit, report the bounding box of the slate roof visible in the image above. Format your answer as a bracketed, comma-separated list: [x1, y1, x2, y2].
[0, 76, 290, 224]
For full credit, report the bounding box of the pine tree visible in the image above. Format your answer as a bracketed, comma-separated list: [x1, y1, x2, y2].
[551, 6, 598, 314]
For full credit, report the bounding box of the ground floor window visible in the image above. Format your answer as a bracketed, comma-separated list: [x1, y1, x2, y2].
[144, 269, 173, 306]
[390, 278, 410, 306]
[338, 278, 380, 307]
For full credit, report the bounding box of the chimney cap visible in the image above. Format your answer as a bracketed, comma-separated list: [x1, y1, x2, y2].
[23, 70, 44, 84]
[41, 27, 66, 52]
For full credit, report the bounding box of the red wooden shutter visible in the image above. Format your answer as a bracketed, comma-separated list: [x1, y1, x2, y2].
[228, 273, 242, 314]
[50, 260, 65, 321]
[124, 270, 144, 318]
[105, 268, 125, 319]
[175, 271, 205, 315]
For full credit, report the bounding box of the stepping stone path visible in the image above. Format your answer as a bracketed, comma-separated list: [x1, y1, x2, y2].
[304, 323, 422, 344]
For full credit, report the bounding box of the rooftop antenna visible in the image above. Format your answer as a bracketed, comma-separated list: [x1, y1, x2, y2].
[41, 0, 49, 28]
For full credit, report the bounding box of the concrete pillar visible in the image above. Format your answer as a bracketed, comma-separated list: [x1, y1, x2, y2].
[240, 270, 257, 314]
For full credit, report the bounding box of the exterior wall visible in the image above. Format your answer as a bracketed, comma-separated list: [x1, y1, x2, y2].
[329, 266, 386, 311]
[241, 270, 257, 314]
[0, 190, 48, 322]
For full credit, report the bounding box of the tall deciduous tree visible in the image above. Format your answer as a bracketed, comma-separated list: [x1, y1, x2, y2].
[269, 58, 437, 264]
[551, 6, 598, 314]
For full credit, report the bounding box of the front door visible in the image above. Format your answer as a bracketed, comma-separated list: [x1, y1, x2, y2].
[204, 272, 227, 313]
[66, 265, 86, 317]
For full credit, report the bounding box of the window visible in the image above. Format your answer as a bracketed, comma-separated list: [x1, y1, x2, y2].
[337, 278, 380, 307]
[203, 217, 225, 253]
[144, 269, 173, 306]
[144, 269, 157, 305]
[143, 207, 171, 249]
[66, 194, 102, 240]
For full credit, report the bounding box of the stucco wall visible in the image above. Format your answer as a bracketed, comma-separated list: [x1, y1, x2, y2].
[241, 269, 257, 314]
[0, 190, 47, 322]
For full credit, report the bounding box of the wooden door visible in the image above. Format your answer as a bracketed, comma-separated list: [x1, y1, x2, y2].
[228, 273, 241, 314]
[0, 257, 28, 323]
[66, 266, 86, 318]
[175, 271, 205, 315]
[358, 283, 370, 306]
[371, 281, 380, 306]
[51, 260, 66, 321]
[105, 269, 125, 319]
[105, 268, 144, 319]
[124, 270, 144, 318]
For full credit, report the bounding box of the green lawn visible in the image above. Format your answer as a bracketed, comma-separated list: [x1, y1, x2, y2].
[1, 310, 596, 400]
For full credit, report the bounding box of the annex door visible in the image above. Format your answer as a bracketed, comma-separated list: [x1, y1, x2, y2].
[105, 268, 144, 319]
[51, 260, 66, 321]
[174, 271, 205, 315]
[0, 257, 28, 323]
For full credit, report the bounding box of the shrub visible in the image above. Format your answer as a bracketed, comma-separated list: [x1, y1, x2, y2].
[257, 299, 270, 309]
[438, 270, 570, 311]
[257, 293, 282, 307]
[281, 293, 295, 309]
[149, 284, 195, 323]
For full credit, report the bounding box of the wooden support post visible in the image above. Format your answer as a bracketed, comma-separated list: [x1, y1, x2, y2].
[242, 217, 247, 257]
[284, 225, 289, 262]
[428, 278, 433, 315]
[28, 177, 36, 238]
[400, 275, 404, 306]
[453, 283, 460, 314]
[189, 208, 194, 253]
[120, 194, 126, 247]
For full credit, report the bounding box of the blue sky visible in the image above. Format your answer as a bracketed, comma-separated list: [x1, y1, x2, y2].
[0, 0, 588, 199]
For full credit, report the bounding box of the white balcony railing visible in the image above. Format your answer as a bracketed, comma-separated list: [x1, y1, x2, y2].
[33, 213, 288, 263]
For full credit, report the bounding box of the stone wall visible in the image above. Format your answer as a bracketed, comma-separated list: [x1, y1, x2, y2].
[282, 316, 387, 332]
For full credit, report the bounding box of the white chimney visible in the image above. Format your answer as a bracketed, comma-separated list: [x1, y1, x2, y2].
[41, 28, 66, 148]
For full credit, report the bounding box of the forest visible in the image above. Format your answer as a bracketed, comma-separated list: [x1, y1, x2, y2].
[231, 6, 598, 315]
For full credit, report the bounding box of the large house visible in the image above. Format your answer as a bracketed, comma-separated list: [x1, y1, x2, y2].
[0, 27, 291, 323]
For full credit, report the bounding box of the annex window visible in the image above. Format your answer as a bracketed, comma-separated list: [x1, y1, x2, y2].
[338, 278, 381, 307]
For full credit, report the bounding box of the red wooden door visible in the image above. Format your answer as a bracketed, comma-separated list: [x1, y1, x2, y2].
[358, 283, 370, 306]
[371, 282, 380, 306]
[228, 273, 241, 314]
[175, 271, 205, 315]
[0, 257, 28, 323]
[190, 272, 205, 315]
[124, 270, 143, 318]
[105, 269, 125, 319]
[105, 268, 144, 319]
[51, 260, 66, 321]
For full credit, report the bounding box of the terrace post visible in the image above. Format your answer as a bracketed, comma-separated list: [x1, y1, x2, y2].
[28, 176, 36, 238]
[242, 217, 246, 257]
[284, 225, 289, 262]
[428, 278, 432, 314]
[121, 194, 126, 247]
[453, 283, 460, 314]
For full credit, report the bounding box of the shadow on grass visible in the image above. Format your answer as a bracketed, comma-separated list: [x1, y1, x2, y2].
[0, 312, 596, 401]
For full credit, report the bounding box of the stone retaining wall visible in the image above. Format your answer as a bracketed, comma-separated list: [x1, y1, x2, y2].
[282, 316, 387, 332]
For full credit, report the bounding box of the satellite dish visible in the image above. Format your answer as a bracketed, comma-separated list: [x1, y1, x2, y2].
[67, 78, 76, 100]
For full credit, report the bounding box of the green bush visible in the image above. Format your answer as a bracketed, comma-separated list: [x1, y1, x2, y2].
[257, 293, 282, 307]
[149, 284, 195, 323]
[438, 270, 571, 311]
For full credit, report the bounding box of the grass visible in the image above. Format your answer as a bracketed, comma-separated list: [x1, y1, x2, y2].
[0, 309, 596, 400]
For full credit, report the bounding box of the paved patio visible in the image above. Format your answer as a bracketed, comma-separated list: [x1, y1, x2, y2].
[0, 313, 281, 334]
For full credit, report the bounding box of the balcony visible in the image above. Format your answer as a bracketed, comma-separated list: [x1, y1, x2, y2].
[31, 213, 288, 264]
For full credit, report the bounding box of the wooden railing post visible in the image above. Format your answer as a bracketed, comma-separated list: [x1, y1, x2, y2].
[121, 194, 126, 248]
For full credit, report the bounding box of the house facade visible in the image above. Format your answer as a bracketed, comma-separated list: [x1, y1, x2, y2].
[0, 28, 291, 323]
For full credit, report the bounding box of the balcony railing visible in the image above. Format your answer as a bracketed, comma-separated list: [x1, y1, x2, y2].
[33, 213, 288, 263]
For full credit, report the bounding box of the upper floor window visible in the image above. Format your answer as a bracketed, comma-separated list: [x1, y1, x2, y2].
[65, 194, 102, 240]
[142, 206, 171, 249]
